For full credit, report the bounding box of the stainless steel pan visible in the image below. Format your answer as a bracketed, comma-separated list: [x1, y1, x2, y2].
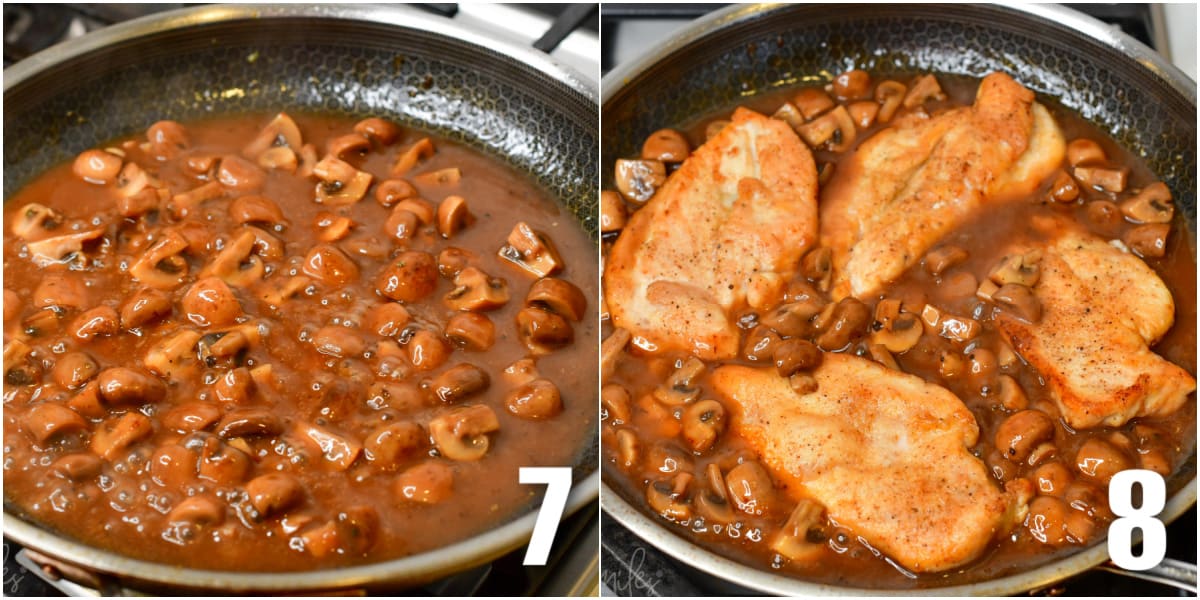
[601, 3, 1196, 595]
[3, 4, 598, 594]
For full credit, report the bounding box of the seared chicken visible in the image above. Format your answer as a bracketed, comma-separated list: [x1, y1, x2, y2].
[712, 355, 1009, 573]
[995, 228, 1195, 429]
[822, 72, 1065, 299]
[606, 107, 819, 359]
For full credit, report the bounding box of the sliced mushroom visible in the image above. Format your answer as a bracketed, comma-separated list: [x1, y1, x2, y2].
[1074, 165, 1128, 193]
[794, 88, 835, 120]
[814, 298, 871, 351]
[313, 211, 354, 242]
[694, 464, 735, 524]
[395, 460, 454, 504]
[437, 247, 474, 279]
[993, 283, 1042, 323]
[257, 146, 298, 172]
[800, 246, 833, 290]
[354, 117, 400, 145]
[90, 412, 154, 460]
[681, 399, 726, 453]
[22, 403, 88, 445]
[130, 230, 190, 289]
[1066, 138, 1106, 167]
[376, 250, 437, 302]
[1120, 182, 1174, 224]
[600, 190, 628, 234]
[217, 155, 265, 192]
[216, 408, 282, 439]
[526, 277, 587, 321]
[772, 338, 822, 377]
[391, 138, 434, 176]
[505, 378, 562, 420]
[96, 367, 166, 406]
[724, 460, 776, 516]
[761, 297, 825, 338]
[445, 312, 495, 351]
[503, 357, 541, 387]
[614, 159, 665, 204]
[412, 167, 461, 187]
[797, 105, 855, 153]
[11, 203, 63, 240]
[115, 162, 159, 198]
[163, 402, 223, 433]
[601, 384, 632, 423]
[364, 421, 425, 469]
[436, 268, 508, 313]
[25, 226, 106, 268]
[902, 74, 946, 108]
[407, 329, 450, 371]
[874, 80, 907, 123]
[498, 222, 563, 278]
[653, 357, 705, 406]
[1123, 223, 1170, 258]
[516, 307, 573, 355]
[51, 352, 99, 390]
[641, 129, 690, 162]
[989, 251, 1041, 287]
[71, 306, 119, 341]
[294, 421, 362, 471]
[314, 155, 373, 205]
[846, 101, 879, 129]
[646, 475, 693, 522]
[375, 179, 417, 207]
[304, 243, 360, 287]
[601, 328, 631, 382]
[243, 112, 303, 159]
[771, 499, 826, 562]
[50, 453, 104, 482]
[230, 195, 285, 225]
[312, 325, 366, 358]
[73, 149, 124, 184]
[327, 133, 371, 160]
[429, 363, 490, 403]
[170, 180, 225, 216]
[436, 195, 471, 238]
[245, 473, 304, 519]
[429, 404, 500, 461]
[182, 277, 242, 327]
[1047, 170, 1081, 203]
[870, 300, 923, 353]
[772, 102, 805, 131]
[924, 245, 968, 277]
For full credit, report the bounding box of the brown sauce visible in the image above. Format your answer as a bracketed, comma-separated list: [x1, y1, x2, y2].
[601, 72, 1196, 588]
[3, 114, 598, 571]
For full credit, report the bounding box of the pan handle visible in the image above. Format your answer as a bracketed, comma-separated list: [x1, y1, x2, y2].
[1097, 558, 1198, 594]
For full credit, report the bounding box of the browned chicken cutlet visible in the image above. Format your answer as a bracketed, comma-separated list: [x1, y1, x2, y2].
[822, 72, 1065, 300]
[995, 226, 1195, 429]
[713, 355, 1015, 573]
[606, 107, 818, 360]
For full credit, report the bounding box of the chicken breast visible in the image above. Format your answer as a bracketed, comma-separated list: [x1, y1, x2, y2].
[712, 355, 1009, 573]
[606, 107, 818, 359]
[822, 72, 1065, 299]
[995, 228, 1195, 429]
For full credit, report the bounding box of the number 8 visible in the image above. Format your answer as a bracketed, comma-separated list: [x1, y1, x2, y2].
[1107, 469, 1166, 571]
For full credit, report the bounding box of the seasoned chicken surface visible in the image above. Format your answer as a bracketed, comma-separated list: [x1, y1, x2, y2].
[712, 355, 1009, 573]
[822, 72, 1065, 299]
[606, 107, 818, 360]
[995, 228, 1195, 429]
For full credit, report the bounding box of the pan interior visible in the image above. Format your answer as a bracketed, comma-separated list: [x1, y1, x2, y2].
[601, 2, 1196, 593]
[2, 8, 599, 586]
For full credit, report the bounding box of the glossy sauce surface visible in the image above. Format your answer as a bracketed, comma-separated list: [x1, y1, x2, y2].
[4, 114, 598, 571]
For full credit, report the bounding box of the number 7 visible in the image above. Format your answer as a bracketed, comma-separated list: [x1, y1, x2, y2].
[520, 467, 572, 566]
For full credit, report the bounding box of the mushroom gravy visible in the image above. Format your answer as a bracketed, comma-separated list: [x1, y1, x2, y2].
[3, 113, 598, 571]
[600, 72, 1195, 588]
